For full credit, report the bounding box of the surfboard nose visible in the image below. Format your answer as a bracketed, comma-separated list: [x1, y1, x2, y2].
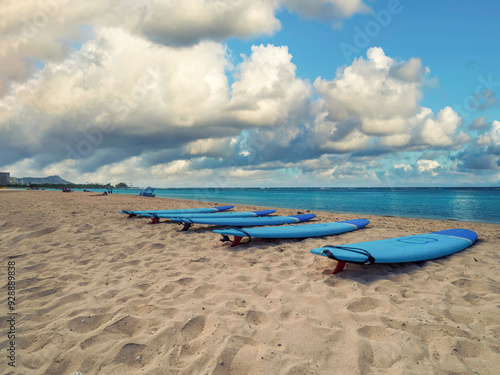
[251, 210, 276, 216]
[338, 219, 369, 228]
[431, 229, 478, 243]
[215, 205, 234, 211]
[289, 214, 316, 222]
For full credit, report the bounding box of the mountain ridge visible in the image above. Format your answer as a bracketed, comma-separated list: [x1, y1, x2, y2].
[17, 175, 74, 185]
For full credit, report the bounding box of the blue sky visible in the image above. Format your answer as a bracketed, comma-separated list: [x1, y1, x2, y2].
[1, 0, 499, 187]
[229, 0, 500, 118]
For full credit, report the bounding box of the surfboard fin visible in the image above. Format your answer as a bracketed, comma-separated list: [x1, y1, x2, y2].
[219, 234, 242, 246]
[180, 222, 193, 231]
[229, 236, 252, 247]
[149, 213, 159, 224]
[332, 261, 346, 274]
[321, 247, 375, 274]
[230, 236, 243, 247]
[219, 231, 252, 247]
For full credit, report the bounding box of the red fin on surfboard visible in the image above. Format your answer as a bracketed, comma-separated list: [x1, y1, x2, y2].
[332, 261, 346, 274]
[230, 236, 243, 247]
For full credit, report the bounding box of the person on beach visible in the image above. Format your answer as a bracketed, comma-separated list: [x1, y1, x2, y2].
[92, 191, 108, 196]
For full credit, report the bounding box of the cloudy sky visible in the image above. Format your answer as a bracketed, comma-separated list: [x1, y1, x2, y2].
[1, 0, 499, 187]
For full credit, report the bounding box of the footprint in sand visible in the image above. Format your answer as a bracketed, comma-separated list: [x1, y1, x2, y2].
[136, 283, 152, 291]
[46, 292, 87, 312]
[360, 338, 403, 370]
[357, 325, 394, 341]
[357, 340, 374, 374]
[161, 283, 178, 294]
[113, 343, 146, 366]
[149, 242, 164, 250]
[176, 277, 195, 286]
[74, 224, 93, 234]
[193, 283, 215, 299]
[236, 275, 251, 282]
[180, 315, 206, 340]
[347, 297, 382, 313]
[462, 292, 486, 306]
[23, 262, 48, 272]
[452, 278, 500, 294]
[79, 314, 147, 351]
[212, 335, 260, 374]
[452, 339, 483, 358]
[67, 314, 111, 334]
[28, 226, 59, 237]
[27, 286, 61, 300]
[245, 310, 270, 327]
[252, 283, 273, 297]
[443, 308, 474, 325]
[80, 334, 108, 350]
[104, 315, 146, 337]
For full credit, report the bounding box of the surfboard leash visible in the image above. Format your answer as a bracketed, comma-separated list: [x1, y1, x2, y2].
[219, 227, 252, 247]
[176, 218, 195, 231]
[320, 246, 375, 274]
[321, 246, 376, 265]
[123, 210, 137, 218]
[149, 212, 160, 224]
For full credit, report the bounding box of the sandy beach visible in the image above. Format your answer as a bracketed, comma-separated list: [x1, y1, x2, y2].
[1, 190, 499, 375]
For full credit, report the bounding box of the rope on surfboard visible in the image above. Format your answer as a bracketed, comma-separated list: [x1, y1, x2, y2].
[124, 211, 136, 218]
[176, 218, 194, 231]
[318, 246, 375, 274]
[219, 228, 252, 247]
[321, 246, 376, 265]
[149, 212, 159, 224]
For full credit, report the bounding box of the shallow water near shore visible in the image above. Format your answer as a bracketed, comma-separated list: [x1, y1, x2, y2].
[105, 187, 500, 224]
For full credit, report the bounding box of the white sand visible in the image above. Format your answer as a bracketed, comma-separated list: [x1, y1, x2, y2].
[1, 190, 499, 374]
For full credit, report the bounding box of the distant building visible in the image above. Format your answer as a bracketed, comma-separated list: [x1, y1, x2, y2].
[0, 172, 10, 185]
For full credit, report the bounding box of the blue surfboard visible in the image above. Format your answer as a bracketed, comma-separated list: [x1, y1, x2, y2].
[120, 205, 234, 217]
[311, 229, 478, 274]
[213, 219, 369, 246]
[143, 210, 276, 224]
[172, 214, 316, 231]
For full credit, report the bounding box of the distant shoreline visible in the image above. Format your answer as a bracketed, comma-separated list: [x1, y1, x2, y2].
[111, 187, 500, 224]
[9, 187, 500, 224]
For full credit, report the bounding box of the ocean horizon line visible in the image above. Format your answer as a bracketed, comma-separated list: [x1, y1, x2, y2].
[16, 186, 499, 223]
[127, 186, 500, 191]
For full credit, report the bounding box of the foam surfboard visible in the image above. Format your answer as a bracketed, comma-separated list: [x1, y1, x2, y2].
[213, 219, 369, 246]
[171, 214, 316, 231]
[143, 210, 276, 224]
[310, 229, 478, 274]
[119, 205, 234, 217]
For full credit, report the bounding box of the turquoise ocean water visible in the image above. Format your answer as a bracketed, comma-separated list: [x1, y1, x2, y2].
[105, 187, 500, 224]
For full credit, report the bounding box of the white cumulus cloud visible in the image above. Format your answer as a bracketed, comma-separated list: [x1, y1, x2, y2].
[419, 106, 462, 147]
[417, 159, 444, 176]
[314, 47, 424, 137]
[283, 0, 369, 20]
